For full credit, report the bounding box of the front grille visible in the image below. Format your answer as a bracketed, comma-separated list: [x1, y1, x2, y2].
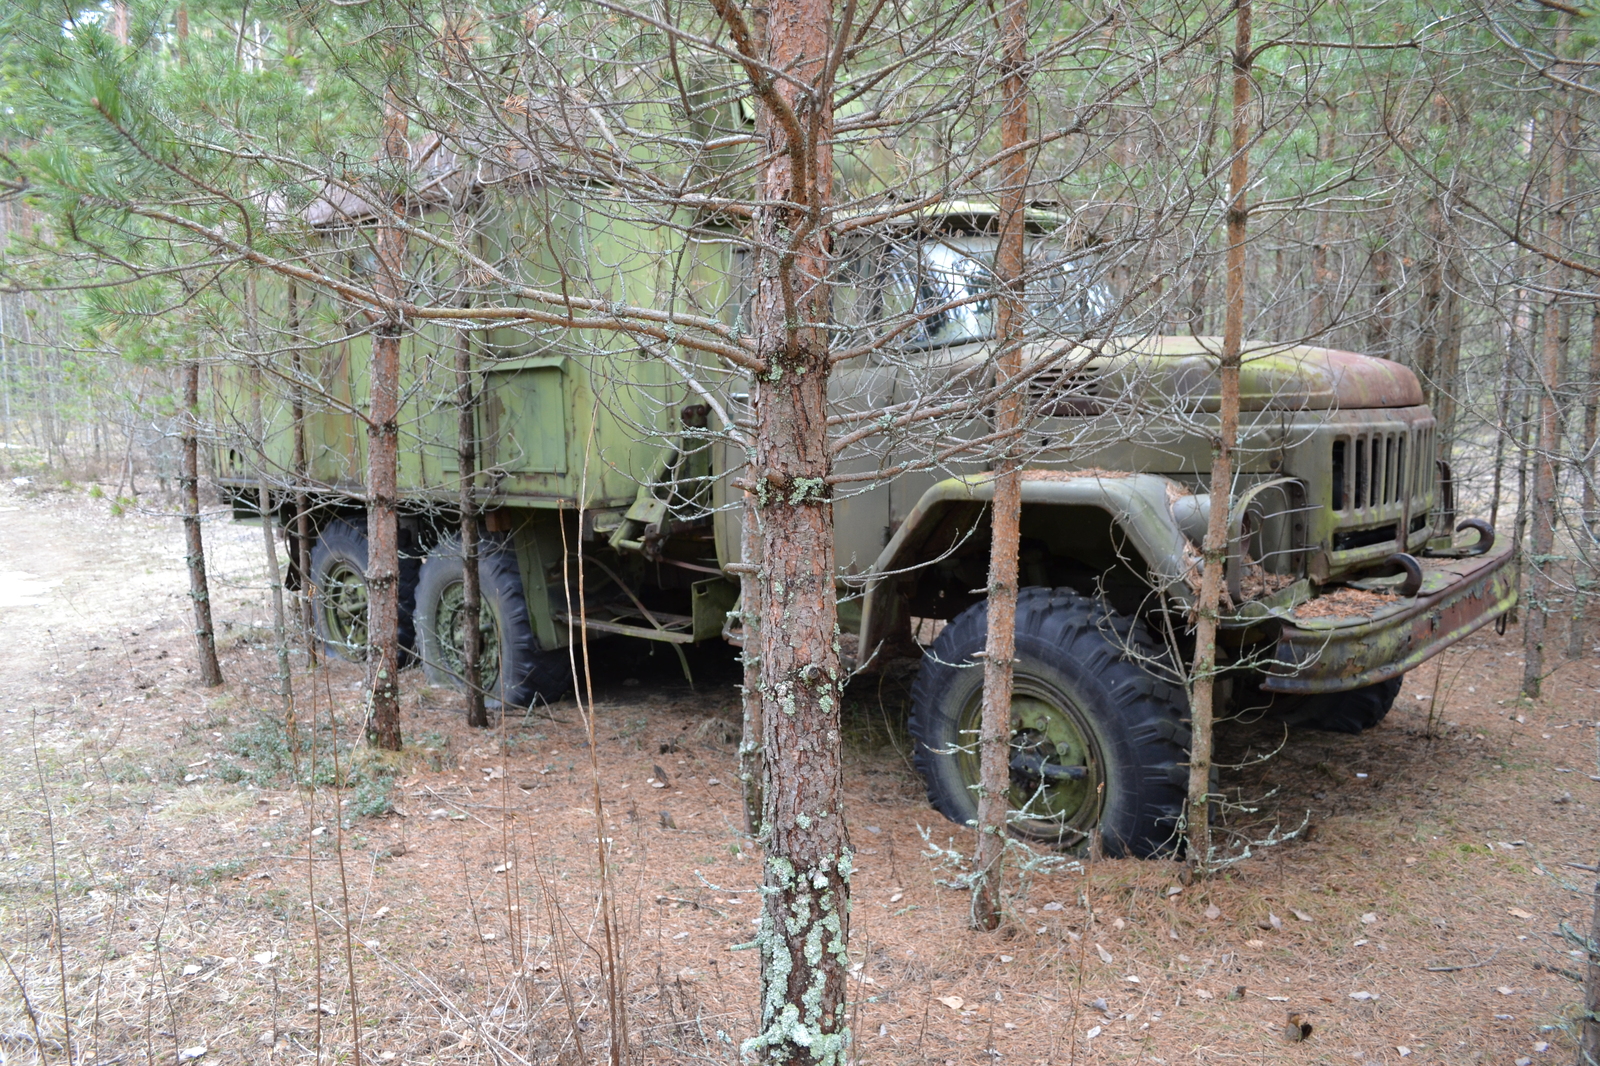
[1328, 421, 1434, 553]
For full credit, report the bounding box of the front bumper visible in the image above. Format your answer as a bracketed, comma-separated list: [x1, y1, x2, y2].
[1257, 541, 1517, 694]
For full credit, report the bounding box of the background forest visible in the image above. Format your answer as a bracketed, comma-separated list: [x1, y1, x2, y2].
[0, 1, 1598, 1065]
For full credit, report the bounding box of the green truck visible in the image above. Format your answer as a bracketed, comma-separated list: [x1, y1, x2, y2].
[219, 199, 1516, 857]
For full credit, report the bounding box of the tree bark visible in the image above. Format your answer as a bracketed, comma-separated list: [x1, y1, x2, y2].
[714, 0, 851, 1055]
[1582, 853, 1600, 1066]
[288, 282, 316, 665]
[366, 79, 409, 750]
[1367, 163, 1397, 361]
[1524, 88, 1571, 700]
[972, 0, 1030, 933]
[1580, 300, 1593, 541]
[1585, 304, 1600, 542]
[247, 272, 296, 738]
[180, 358, 223, 687]
[1187, 0, 1252, 869]
[739, 488, 765, 836]
[1437, 216, 1464, 467]
[1573, 302, 1600, 662]
[1418, 197, 1445, 409]
[456, 326, 486, 728]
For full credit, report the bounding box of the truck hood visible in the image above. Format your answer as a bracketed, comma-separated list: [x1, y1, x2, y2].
[1088, 336, 1425, 411]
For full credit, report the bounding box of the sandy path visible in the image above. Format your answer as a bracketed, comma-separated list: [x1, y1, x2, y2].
[0, 482, 270, 707]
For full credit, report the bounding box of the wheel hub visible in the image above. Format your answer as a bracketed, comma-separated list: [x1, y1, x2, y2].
[320, 561, 370, 659]
[436, 582, 501, 693]
[959, 688, 1104, 842]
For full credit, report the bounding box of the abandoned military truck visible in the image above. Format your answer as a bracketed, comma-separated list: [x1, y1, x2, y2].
[217, 198, 1516, 858]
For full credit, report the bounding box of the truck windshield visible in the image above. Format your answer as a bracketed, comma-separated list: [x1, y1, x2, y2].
[886, 238, 1112, 350]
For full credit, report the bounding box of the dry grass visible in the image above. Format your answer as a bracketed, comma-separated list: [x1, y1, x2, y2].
[1, 483, 1597, 1065]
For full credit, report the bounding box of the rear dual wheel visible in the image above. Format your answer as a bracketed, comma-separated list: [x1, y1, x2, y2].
[412, 535, 572, 710]
[309, 518, 419, 663]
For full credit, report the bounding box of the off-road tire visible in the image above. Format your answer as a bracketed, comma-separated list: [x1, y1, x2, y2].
[413, 534, 572, 710]
[1278, 677, 1402, 734]
[309, 517, 419, 663]
[909, 587, 1191, 858]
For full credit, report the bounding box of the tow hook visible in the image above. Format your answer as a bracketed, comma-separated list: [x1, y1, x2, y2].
[1384, 552, 1424, 597]
[1456, 518, 1495, 557]
[1010, 751, 1088, 782]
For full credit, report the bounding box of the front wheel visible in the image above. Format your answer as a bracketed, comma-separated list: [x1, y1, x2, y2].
[412, 534, 572, 710]
[1271, 676, 1402, 734]
[909, 588, 1191, 858]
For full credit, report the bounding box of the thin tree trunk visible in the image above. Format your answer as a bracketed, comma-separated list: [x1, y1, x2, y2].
[180, 358, 223, 686]
[1582, 853, 1600, 1066]
[738, 489, 764, 836]
[712, 0, 850, 1055]
[1437, 223, 1464, 467]
[1492, 295, 1525, 532]
[972, 0, 1030, 932]
[1572, 303, 1600, 662]
[288, 284, 316, 661]
[1512, 328, 1535, 626]
[1525, 90, 1571, 699]
[456, 326, 486, 728]
[366, 78, 409, 751]
[1187, 0, 1252, 869]
[1418, 197, 1445, 408]
[1368, 164, 1397, 362]
[1584, 303, 1600, 541]
[248, 272, 296, 735]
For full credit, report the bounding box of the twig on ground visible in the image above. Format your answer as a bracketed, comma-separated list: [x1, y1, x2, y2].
[1532, 960, 1585, 982]
[1425, 947, 1500, 972]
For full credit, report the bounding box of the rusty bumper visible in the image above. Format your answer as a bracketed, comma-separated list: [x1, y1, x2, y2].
[1258, 542, 1517, 694]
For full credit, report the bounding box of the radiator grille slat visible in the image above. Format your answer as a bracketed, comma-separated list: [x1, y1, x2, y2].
[1328, 422, 1433, 550]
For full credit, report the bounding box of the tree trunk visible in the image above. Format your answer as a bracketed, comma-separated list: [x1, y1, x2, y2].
[1524, 94, 1570, 700]
[248, 273, 297, 737]
[366, 80, 409, 751]
[1572, 303, 1600, 662]
[1187, 0, 1252, 869]
[1367, 164, 1397, 362]
[1582, 854, 1600, 1066]
[715, 0, 851, 1054]
[738, 489, 765, 836]
[456, 327, 486, 728]
[1584, 304, 1600, 542]
[180, 358, 223, 687]
[1513, 325, 1536, 627]
[1491, 292, 1526, 532]
[287, 282, 316, 664]
[1418, 197, 1444, 408]
[1437, 222, 1464, 467]
[972, 0, 1030, 933]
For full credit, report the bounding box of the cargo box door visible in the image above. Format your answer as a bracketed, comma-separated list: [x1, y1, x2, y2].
[482, 361, 569, 476]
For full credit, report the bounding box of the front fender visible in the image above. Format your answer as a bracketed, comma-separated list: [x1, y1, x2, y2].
[856, 472, 1199, 660]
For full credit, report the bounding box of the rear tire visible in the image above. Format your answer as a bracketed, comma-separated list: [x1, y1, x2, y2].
[309, 517, 419, 663]
[413, 534, 572, 710]
[908, 587, 1190, 858]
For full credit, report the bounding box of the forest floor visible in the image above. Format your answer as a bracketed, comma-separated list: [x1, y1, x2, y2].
[0, 478, 1596, 1066]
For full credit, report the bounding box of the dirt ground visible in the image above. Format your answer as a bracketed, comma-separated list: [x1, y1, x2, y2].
[1, 480, 1596, 1066]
